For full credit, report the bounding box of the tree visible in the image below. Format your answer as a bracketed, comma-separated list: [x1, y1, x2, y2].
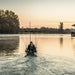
[59, 22, 63, 33]
[0, 10, 20, 34]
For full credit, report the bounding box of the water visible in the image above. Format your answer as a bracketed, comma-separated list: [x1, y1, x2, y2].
[0, 34, 75, 75]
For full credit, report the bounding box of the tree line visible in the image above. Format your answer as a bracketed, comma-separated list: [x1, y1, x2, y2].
[0, 9, 73, 34]
[20, 27, 71, 34]
[0, 10, 19, 34]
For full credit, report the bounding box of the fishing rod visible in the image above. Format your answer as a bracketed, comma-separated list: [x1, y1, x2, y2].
[21, 26, 28, 49]
[22, 21, 32, 48]
[35, 34, 39, 48]
[29, 21, 31, 42]
[29, 21, 39, 48]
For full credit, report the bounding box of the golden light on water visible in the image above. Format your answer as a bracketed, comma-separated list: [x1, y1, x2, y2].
[18, 34, 75, 58]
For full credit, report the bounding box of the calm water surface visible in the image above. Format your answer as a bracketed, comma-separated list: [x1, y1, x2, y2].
[0, 34, 75, 75]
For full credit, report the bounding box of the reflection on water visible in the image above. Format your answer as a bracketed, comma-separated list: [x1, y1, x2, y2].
[0, 34, 75, 75]
[71, 38, 75, 51]
[60, 37, 63, 48]
[0, 36, 19, 56]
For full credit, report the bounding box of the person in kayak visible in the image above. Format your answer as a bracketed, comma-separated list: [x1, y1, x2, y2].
[26, 41, 37, 54]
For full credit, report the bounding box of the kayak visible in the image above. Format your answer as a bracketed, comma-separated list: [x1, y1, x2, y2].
[25, 48, 37, 56]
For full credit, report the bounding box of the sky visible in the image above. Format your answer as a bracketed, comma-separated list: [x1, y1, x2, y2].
[0, 0, 75, 29]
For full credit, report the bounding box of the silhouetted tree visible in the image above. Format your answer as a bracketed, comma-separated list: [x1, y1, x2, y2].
[59, 22, 63, 33]
[72, 24, 75, 27]
[0, 10, 19, 34]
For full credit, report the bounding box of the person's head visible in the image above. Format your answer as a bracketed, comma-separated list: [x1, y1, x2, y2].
[30, 41, 33, 46]
[30, 41, 33, 44]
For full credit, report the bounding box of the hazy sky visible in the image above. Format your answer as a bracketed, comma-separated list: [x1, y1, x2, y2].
[0, 0, 75, 28]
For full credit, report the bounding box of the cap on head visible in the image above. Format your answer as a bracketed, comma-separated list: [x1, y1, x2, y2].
[30, 41, 32, 44]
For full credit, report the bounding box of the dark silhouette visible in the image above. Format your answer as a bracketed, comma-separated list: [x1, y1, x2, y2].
[26, 41, 37, 56]
[20, 27, 71, 34]
[72, 24, 75, 27]
[0, 10, 20, 34]
[59, 22, 63, 33]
